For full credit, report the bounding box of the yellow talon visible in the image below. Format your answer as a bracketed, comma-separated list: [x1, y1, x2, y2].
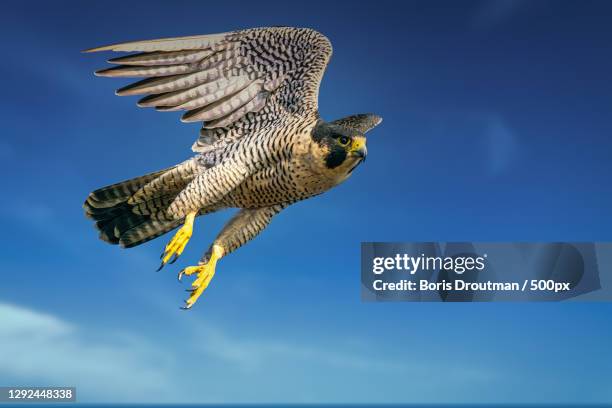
[157, 212, 196, 271]
[179, 245, 224, 309]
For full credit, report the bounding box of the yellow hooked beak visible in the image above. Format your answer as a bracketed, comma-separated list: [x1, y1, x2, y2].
[350, 136, 367, 159]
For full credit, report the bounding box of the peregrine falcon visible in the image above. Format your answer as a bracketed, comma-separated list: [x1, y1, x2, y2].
[83, 27, 382, 308]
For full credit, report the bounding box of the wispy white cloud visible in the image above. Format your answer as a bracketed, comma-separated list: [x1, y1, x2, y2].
[193, 324, 408, 373]
[0, 301, 497, 403]
[0, 302, 178, 402]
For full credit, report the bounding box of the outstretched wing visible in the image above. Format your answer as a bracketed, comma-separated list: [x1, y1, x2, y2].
[86, 27, 333, 152]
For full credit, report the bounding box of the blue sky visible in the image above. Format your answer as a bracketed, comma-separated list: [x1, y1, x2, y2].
[1, 0, 612, 403]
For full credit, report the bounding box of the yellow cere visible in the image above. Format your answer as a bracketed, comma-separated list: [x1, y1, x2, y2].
[351, 136, 366, 152]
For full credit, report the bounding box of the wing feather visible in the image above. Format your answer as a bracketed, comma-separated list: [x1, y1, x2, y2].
[108, 49, 214, 66]
[116, 67, 225, 96]
[206, 91, 268, 129]
[83, 33, 227, 53]
[137, 76, 252, 108]
[181, 80, 264, 123]
[95, 63, 197, 78]
[86, 27, 333, 152]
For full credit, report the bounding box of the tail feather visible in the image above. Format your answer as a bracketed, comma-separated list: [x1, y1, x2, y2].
[85, 167, 172, 211]
[120, 219, 182, 248]
[96, 218, 121, 244]
[84, 164, 195, 248]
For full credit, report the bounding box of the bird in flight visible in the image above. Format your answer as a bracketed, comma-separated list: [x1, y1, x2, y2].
[83, 27, 382, 309]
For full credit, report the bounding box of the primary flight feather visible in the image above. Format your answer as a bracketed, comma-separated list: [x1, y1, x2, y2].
[83, 27, 382, 308]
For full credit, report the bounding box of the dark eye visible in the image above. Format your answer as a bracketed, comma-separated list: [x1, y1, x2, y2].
[338, 136, 350, 146]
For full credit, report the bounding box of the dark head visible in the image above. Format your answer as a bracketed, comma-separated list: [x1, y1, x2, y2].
[311, 113, 382, 175]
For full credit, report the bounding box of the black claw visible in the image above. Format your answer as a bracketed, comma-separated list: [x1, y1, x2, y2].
[156, 261, 165, 272]
[169, 254, 179, 264]
[181, 300, 193, 310]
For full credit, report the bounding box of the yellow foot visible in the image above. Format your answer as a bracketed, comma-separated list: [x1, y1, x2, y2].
[157, 212, 197, 271]
[178, 245, 224, 309]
